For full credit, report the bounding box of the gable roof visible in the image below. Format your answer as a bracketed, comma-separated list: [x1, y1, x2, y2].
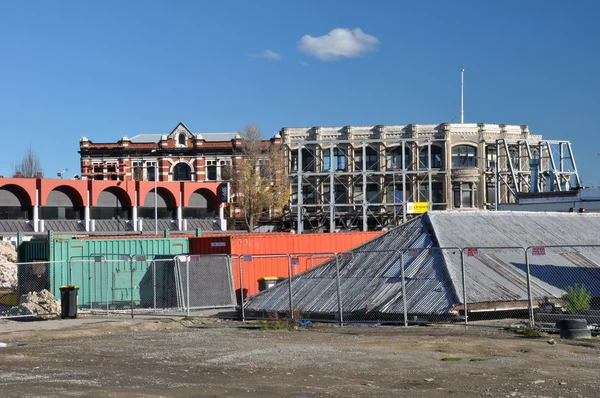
[245, 211, 600, 319]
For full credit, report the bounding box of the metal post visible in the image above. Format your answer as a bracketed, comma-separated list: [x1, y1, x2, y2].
[287, 255, 294, 319]
[329, 142, 335, 233]
[186, 257, 190, 317]
[152, 260, 157, 313]
[154, 163, 158, 236]
[297, 145, 303, 234]
[461, 69, 465, 124]
[362, 143, 367, 231]
[106, 260, 109, 314]
[130, 256, 134, 319]
[461, 249, 468, 326]
[239, 255, 245, 322]
[525, 249, 535, 327]
[335, 255, 343, 326]
[400, 251, 407, 327]
[89, 260, 93, 313]
[402, 141, 407, 223]
[68, 258, 73, 286]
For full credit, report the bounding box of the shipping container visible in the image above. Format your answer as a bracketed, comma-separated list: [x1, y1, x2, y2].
[17, 231, 189, 307]
[189, 232, 381, 298]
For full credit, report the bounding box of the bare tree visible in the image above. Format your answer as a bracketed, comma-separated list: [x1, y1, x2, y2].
[233, 125, 289, 232]
[11, 144, 43, 178]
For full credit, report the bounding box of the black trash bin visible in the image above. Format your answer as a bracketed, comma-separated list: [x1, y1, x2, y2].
[60, 286, 79, 319]
[257, 277, 279, 292]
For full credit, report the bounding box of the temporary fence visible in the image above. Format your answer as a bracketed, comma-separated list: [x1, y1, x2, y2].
[4, 244, 600, 329]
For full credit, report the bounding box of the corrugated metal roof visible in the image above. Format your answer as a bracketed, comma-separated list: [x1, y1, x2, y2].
[130, 132, 238, 143]
[94, 220, 134, 233]
[0, 220, 34, 233]
[185, 219, 221, 231]
[43, 220, 85, 232]
[245, 212, 600, 317]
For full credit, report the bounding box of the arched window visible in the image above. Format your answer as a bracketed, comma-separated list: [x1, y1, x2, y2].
[178, 134, 186, 146]
[173, 163, 192, 181]
[451, 145, 477, 168]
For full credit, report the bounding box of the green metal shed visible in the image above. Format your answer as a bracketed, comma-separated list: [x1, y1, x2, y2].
[17, 231, 189, 308]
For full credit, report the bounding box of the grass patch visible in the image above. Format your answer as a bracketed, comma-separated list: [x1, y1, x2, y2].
[469, 358, 488, 362]
[182, 316, 194, 321]
[441, 357, 463, 361]
[259, 320, 297, 331]
[507, 327, 545, 337]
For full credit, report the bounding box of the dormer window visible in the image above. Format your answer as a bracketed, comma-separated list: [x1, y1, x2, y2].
[178, 133, 186, 146]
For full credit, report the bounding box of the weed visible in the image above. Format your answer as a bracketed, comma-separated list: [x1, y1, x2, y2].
[562, 284, 592, 314]
[182, 316, 194, 321]
[441, 357, 463, 361]
[259, 320, 296, 331]
[469, 358, 488, 362]
[507, 327, 545, 337]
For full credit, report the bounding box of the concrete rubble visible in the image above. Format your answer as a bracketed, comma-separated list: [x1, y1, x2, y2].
[1, 289, 61, 319]
[0, 241, 17, 289]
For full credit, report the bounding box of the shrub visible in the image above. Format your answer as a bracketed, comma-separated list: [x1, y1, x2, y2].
[562, 284, 592, 315]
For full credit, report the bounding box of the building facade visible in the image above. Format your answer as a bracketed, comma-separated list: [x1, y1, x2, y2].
[79, 122, 276, 183]
[280, 123, 578, 232]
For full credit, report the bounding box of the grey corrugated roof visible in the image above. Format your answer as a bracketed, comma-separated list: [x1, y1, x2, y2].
[245, 211, 600, 318]
[130, 132, 237, 143]
[185, 219, 221, 231]
[0, 220, 34, 233]
[43, 220, 85, 232]
[130, 134, 163, 143]
[94, 220, 134, 233]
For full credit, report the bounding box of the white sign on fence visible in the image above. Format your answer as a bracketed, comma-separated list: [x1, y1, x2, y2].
[291, 257, 300, 265]
[467, 248, 479, 257]
[243, 254, 253, 262]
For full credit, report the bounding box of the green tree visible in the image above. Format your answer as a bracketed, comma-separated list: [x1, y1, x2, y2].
[233, 125, 289, 232]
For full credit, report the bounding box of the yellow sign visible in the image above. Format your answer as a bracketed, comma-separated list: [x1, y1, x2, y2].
[407, 202, 429, 214]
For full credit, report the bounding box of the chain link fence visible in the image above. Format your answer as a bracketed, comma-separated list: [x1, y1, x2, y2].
[4, 244, 600, 330]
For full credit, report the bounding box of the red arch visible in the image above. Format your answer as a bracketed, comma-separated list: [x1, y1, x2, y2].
[0, 183, 34, 207]
[182, 182, 220, 206]
[137, 181, 181, 207]
[140, 186, 178, 208]
[0, 179, 36, 206]
[40, 180, 88, 206]
[90, 180, 136, 207]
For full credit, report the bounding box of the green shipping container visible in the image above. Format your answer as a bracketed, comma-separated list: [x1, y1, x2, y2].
[18, 231, 188, 307]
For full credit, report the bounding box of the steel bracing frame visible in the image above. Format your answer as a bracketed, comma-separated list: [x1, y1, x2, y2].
[494, 139, 581, 208]
[286, 138, 448, 233]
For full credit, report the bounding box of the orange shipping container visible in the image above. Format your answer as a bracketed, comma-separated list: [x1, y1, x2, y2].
[188, 232, 381, 299]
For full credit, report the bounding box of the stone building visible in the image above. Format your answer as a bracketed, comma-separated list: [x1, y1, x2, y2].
[280, 123, 579, 232]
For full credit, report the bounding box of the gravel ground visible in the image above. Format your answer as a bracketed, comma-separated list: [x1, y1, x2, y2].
[1, 317, 600, 397]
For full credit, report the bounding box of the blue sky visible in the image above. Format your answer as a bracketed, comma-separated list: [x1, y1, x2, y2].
[1, 1, 599, 184]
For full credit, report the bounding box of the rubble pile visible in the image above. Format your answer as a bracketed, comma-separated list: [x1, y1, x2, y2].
[1, 290, 61, 319]
[0, 241, 17, 288]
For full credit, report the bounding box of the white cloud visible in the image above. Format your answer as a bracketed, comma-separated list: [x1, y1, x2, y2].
[298, 28, 380, 61]
[248, 50, 282, 60]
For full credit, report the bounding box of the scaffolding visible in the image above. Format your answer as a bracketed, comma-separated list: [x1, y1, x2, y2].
[494, 139, 581, 207]
[285, 138, 448, 233]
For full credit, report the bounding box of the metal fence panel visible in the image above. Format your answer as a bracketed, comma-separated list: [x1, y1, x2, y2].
[528, 245, 600, 329]
[176, 255, 236, 311]
[462, 246, 530, 327]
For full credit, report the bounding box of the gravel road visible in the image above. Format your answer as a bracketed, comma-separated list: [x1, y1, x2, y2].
[1, 317, 599, 397]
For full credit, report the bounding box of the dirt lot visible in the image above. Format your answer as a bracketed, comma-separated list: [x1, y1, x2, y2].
[1, 316, 599, 397]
